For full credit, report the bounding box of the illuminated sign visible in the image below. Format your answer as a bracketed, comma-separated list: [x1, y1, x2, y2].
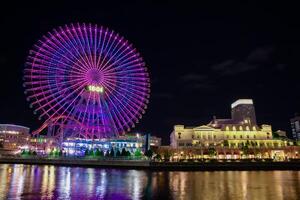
[86, 85, 104, 93]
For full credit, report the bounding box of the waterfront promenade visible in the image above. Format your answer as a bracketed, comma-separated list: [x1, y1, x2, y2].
[1, 156, 300, 170]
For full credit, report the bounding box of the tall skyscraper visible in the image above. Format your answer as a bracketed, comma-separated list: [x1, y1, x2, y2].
[231, 99, 257, 125]
[290, 116, 300, 140]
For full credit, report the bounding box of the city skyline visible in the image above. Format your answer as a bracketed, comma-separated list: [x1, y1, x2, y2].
[0, 2, 300, 144]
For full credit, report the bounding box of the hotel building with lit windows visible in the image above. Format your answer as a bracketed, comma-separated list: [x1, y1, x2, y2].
[167, 99, 299, 160]
[170, 99, 275, 148]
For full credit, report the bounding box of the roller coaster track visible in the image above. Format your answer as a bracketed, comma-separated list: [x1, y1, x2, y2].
[31, 115, 84, 135]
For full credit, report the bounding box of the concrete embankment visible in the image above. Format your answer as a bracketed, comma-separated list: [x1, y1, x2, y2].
[0, 157, 300, 170]
[149, 161, 300, 171]
[0, 157, 150, 169]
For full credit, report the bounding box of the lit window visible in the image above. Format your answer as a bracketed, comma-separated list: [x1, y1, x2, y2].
[226, 126, 229, 131]
[239, 126, 243, 131]
[233, 126, 236, 131]
[246, 126, 250, 131]
[253, 126, 256, 131]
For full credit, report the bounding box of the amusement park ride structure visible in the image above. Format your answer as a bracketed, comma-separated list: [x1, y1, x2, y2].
[24, 23, 150, 141]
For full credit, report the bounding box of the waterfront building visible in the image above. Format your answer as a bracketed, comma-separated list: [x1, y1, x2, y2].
[290, 115, 300, 140]
[167, 99, 299, 160]
[170, 123, 276, 148]
[29, 135, 57, 154]
[0, 124, 30, 151]
[60, 133, 161, 155]
[170, 99, 273, 148]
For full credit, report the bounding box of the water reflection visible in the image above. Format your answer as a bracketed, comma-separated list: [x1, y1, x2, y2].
[0, 164, 299, 200]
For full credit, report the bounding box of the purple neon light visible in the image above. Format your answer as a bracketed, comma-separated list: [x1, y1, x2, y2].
[24, 23, 150, 138]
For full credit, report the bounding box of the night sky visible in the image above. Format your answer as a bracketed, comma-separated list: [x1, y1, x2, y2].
[0, 2, 299, 144]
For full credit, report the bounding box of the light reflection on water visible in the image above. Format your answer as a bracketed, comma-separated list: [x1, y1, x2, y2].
[0, 164, 299, 200]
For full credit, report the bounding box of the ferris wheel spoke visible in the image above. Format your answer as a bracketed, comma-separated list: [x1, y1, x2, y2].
[101, 51, 139, 74]
[92, 24, 98, 68]
[98, 29, 113, 69]
[103, 66, 147, 78]
[29, 48, 88, 75]
[91, 90, 97, 137]
[73, 23, 94, 69]
[66, 24, 92, 70]
[99, 32, 122, 70]
[28, 63, 82, 80]
[104, 77, 149, 103]
[102, 81, 142, 123]
[99, 96, 117, 136]
[98, 29, 129, 72]
[60, 25, 93, 72]
[28, 80, 88, 114]
[101, 87, 131, 131]
[52, 27, 91, 71]
[26, 79, 87, 100]
[104, 77, 150, 99]
[40, 34, 90, 73]
[47, 89, 86, 129]
[38, 82, 86, 119]
[97, 38, 127, 71]
[102, 89, 146, 121]
[106, 102, 124, 134]
[82, 23, 95, 68]
[25, 76, 87, 94]
[97, 30, 118, 71]
[95, 26, 103, 70]
[30, 79, 87, 111]
[104, 93, 132, 131]
[45, 89, 85, 125]
[79, 90, 92, 134]
[99, 43, 135, 72]
[96, 28, 109, 70]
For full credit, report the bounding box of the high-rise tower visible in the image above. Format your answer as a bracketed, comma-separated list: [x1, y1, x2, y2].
[231, 99, 257, 125]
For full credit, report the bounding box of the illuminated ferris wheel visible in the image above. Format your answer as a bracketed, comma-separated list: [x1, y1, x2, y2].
[23, 23, 150, 138]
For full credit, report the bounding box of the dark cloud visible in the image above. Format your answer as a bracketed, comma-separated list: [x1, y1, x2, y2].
[246, 47, 274, 63]
[180, 72, 213, 90]
[180, 73, 217, 91]
[211, 59, 235, 71]
[210, 47, 274, 76]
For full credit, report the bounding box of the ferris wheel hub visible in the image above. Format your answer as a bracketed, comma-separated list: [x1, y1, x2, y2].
[86, 68, 104, 85]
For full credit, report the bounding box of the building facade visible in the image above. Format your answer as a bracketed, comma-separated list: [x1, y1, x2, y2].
[231, 99, 257, 125]
[171, 99, 273, 148]
[60, 133, 161, 155]
[167, 99, 298, 160]
[170, 124, 278, 148]
[0, 124, 30, 151]
[290, 116, 300, 140]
